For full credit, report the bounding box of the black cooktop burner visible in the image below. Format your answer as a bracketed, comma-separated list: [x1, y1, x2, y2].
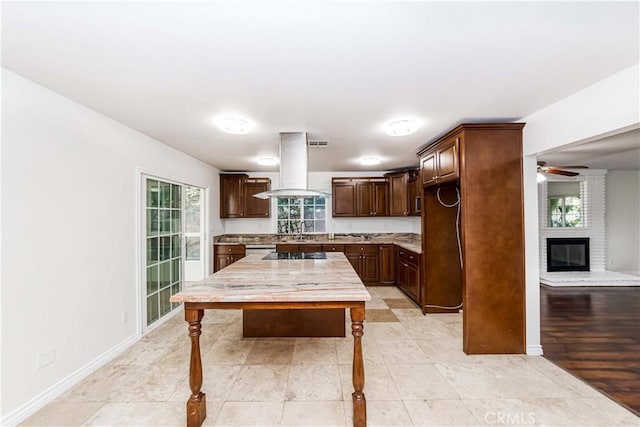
[262, 252, 328, 260]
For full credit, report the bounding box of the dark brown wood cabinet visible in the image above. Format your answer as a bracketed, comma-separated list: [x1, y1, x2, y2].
[321, 244, 345, 252]
[220, 174, 271, 218]
[417, 123, 525, 354]
[396, 247, 420, 302]
[344, 245, 379, 284]
[387, 172, 409, 216]
[420, 137, 459, 187]
[244, 178, 271, 218]
[214, 244, 246, 272]
[378, 244, 395, 284]
[386, 170, 420, 216]
[332, 177, 388, 217]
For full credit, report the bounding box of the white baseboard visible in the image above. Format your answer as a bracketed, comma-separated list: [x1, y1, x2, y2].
[1, 333, 140, 427]
[527, 344, 544, 356]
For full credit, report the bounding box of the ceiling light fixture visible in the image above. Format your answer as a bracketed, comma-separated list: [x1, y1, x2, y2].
[360, 156, 381, 166]
[386, 119, 419, 136]
[217, 117, 252, 135]
[257, 157, 278, 166]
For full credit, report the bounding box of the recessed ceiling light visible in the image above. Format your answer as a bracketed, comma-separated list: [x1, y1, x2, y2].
[386, 119, 418, 136]
[217, 117, 252, 135]
[257, 157, 278, 166]
[360, 156, 381, 166]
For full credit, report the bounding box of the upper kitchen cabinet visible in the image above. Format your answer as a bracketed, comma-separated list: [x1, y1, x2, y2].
[220, 174, 271, 218]
[386, 169, 420, 216]
[331, 177, 388, 217]
[420, 136, 459, 187]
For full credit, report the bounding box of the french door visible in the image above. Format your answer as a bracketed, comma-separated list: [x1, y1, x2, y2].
[143, 176, 206, 329]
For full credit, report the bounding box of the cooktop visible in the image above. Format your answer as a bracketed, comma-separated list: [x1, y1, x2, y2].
[262, 252, 328, 260]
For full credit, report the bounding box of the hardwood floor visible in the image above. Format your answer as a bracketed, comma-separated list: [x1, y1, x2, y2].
[540, 285, 640, 415]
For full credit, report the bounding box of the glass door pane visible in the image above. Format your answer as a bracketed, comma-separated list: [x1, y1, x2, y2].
[184, 185, 205, 281]
[145, 177, 183, 327]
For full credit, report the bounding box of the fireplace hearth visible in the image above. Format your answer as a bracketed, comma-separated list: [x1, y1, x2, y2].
[547, 238, 590, 272]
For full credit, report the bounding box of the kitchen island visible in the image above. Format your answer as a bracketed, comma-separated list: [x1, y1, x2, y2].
[170, 252, 371, 427]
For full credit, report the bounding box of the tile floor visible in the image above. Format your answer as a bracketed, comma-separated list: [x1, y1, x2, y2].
[21, 287, 639, 426]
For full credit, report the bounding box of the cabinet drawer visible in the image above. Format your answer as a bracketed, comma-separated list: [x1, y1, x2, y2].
[299, 244, 323, 253]
[215, 244, 246, 255]
[397, 248, 419, 265]
[345, 244, 378, 255]
[321, 244, 345, 252]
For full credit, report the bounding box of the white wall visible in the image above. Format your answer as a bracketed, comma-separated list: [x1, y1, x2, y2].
[606, 170, 640, 273]
[222, 171, 420, 235]
[521, 62, 640, 356]
[1, 70, 221, 422]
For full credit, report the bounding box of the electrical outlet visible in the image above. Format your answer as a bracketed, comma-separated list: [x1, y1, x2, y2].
[36, 347, 56, 370]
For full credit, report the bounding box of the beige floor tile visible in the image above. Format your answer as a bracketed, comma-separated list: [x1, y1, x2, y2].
[525, 355, 603, 398]
[339, 364, 401, 401]
[367, 286, 405, 298]
[366, 400, 414, 426]
[286, 364, 342, 401]
[404, 399, 480, 426]
[202, 339, 255, 365]
[365, 298, 390, 309]
[109, 364, 186, 402]
[82, 402, 163, 426]
[366, 309, 400, 322]
[384, 298, 417, 309]
[149, 400, 223, 427]
[579, 396, 640, 426]
[387, 364, 459, 400]
[19, 402, 104, 426]
[213, 401, 283, 426]
[292, 338, 338, 365]
[377, 340, 430, 364]
[55, 365, 135, 403]
[244, 339, 295, 365]
[168, 365, 242, 402]
[226, 365, 290, 401]
[336, 337, 385, 365]
[463, 397, 615, 426]
[281, 401, 347, 426]
[391, 308, 424, 319]
[366, 322, 412, 340]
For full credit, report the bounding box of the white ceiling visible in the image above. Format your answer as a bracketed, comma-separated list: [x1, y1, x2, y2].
[2, 2, 638, 172]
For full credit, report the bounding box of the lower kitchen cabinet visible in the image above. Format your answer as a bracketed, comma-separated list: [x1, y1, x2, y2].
[214, 244, 246, 272]
[321, 244, 345, 252]
[276, 243, 323, 252]
[378, 244, 395, 284]
[345, 245, 379, 284]
[396, 247, 420, 303]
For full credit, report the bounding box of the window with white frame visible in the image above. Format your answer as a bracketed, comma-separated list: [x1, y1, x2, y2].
[277, 197, 326, 234]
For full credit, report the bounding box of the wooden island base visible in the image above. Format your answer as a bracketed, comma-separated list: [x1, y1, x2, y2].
[183, 303, 366, 427]
[242, 308, 346, 337]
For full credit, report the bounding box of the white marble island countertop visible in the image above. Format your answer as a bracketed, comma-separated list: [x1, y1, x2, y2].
[171, 253, 371, 303]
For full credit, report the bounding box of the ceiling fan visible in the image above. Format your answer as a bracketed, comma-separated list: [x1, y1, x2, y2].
[537, 161, 588, 177]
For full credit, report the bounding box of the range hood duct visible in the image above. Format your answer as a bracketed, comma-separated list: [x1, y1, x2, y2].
[253, 132, 330, 199]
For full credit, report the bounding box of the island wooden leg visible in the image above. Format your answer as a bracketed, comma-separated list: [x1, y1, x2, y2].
[185, 308, 206, 427]
[350, 306, 366, 427]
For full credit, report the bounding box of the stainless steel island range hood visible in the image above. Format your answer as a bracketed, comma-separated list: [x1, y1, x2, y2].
[253, 132, 331, 199]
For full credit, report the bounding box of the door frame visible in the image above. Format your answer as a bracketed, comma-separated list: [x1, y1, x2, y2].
[136, 168, 210, 335]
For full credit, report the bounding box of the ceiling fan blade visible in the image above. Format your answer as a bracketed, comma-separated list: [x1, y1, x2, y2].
[545, 168, 579, 177]
[554, 165, 589, 169]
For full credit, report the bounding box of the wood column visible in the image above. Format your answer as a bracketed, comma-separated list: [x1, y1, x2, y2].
[350, 305, 367, 427]
[185, 307, 206, 427]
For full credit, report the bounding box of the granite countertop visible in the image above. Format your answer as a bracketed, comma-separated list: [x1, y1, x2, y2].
[170, 253, 371, 303]
[214, 233, 422, 254]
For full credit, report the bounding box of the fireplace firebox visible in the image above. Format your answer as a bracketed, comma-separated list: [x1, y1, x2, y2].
[546, 238, 590, 272]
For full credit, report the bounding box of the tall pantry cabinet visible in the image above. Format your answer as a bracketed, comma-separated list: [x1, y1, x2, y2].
[417, 123, 526, 355]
